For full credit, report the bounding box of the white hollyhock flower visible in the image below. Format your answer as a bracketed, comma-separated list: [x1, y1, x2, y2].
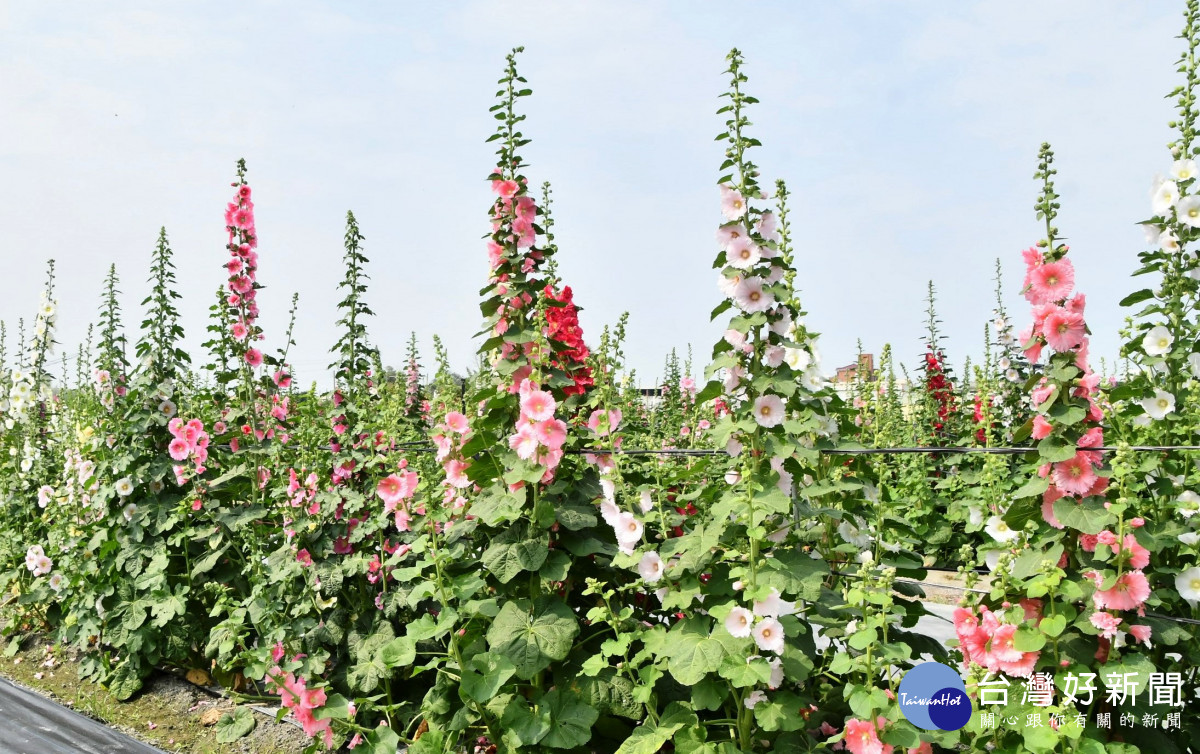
[1178, 195, 1200, 227]
[720, 184, 747, 220]
[612, 512, 643, 548]
[753, 589, 796, 618]
[600, 478, 616, 504]
[767, 657, 784, 689]
[1143, 326, 1173, 357]
[985, 515, 1019, 543]
[1178, 531, 1200, 546]
[157, 400, 177, 419]
[638, 552, 664, 583]
[48, 573, 64, 592]
[638, 490, 654, 513]
[599, 499, 620, 527]
[725, 606, 754, 638]
[784, 347, 811, 371]
[967, 505, 985, 526]
[1188, 352, 1200, 378]
[725, 437, 743, 457]
[726, 238, 762, 270]
[1160, 229, 1181, 253]
[1175, 567, 1200, 607]
[752, 617, 785, 654]
[123, 503, 137, 521]
[1172, 158, 1199, 181]
[1153, 179, 1180, 215]
[115, 478, 134, 497]
[1178, 491, 1200, 518]
[1141, 390, 1176, 420]
[837, 520, 871, 549]
[801, 368, 825, 393]
[743, 690, 768, 710]
[1142, 222, 1163, 243]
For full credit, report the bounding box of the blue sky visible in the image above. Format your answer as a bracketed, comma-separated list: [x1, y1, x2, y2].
[0, 1, 1184, 386]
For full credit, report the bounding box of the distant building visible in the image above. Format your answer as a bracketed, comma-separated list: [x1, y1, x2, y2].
[834, 353, 875, 386]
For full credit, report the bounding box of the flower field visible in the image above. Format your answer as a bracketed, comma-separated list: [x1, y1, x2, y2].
[5, 7, 1200, 754]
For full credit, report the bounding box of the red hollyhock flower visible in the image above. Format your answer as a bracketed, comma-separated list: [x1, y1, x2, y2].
[544, 285, 594, 396]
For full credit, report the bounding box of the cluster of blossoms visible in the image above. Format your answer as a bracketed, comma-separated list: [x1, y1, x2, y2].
[1019, 250, 1087, 364]
[376, 465, 420, 531]
[92, 368, 125, 412]
[167, 417, 210, 486]
[838, 716, 932, 754]
[431, 412, 472, 514]
[542, 285, 592, 395]
[222, 178, 263, 368]
[991, 310, 1024, 382]
[57, 445, 98, 511]
[953, 602, 1041, 677]
[4, 293, 55, 427]
[722, 589, 792, 657]
[266, 669, 334, 749]
[508, 381, 567, 482]
[923, 348, 954, 434]
[286, 467, 321, 514]
[24, 544, 52, 578]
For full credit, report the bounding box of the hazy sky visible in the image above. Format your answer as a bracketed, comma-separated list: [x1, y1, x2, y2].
[0, 1, 1185, 387]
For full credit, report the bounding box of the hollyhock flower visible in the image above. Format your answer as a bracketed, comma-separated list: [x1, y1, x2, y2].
[376, 472, 417, 511]
[245, 349, 264, 368]
[783, 347, 811, 371]
[48, 572, 64, 592]
[1128, 624, 1152, 646]
[753, 589, 796, 618]
[37, 485, 53, 508]
[1152, 178, 1180, 215]
[613, 512, 643, 548]
[1042, 308, 1086, 352]
[1176, 566, 1200, 607]
[720, 184, 747, 220]
[638, 552, 664, 583]
[296, 549, 312, 567]
[731, 277, 774, 313]
[1090, 611, 1121, 639]
[1052, 453, 1097, 497]
[1031, 415, 1053, 439]
[1143, 325, 1173, 357]
[1093, 570, 1151, 611]
[1140, 389, 1176, 420]
[508, 428, 539, 460]
[716, 222, 749, 249]
[445, 460, 471, 489]
[1120, 534, 1150, 569]
[169, 438, 190, 461]
[984, 515, 1019, 543]
[1026, 259, 1075, 304]
[756, 211, 779, 242]
[492, 178, 519, 198]
[725, 237, 761, 269]
[115, 477, 134, 497]
[752, 394, 785, 428]
[752, 617, 785, 654]
[520, 388, 556, 422]
[230, 322, 249, 340]
[1041, 494, 1064, 529]
[843, 719, 885, 754]
[158, 399, 177, 419]
[1178, 195, 1200, 227]
[762, 345, 785, 368]
[444, 412, 470, 434]
[725, 606, 753, 638]
[534, 419, 567, 449]
[586, 408, 622, 436]
[743, 689, 768, 710]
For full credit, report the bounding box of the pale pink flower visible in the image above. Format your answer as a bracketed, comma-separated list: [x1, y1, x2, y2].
[520, 389, 556, 422]
[168, 438, 190, 461]
[720, 184, 747, 220]
[1093, 570, 1150, 611]
[752, 394, 786, 428]
[638, 552, 664, 583]
[445, 460, 471, 489]
[1128, 624, 1152, 645]
[731, 277, 774, 313]
[534, 419, 567, 449]
[508, 428, 539, 460]
[716, 223, 749, 249]
[444, 412, 470, 434]
[1089, 611, 1121, 639]
[843, 718, 885, 754]
[752, 617, 785, 654]
[1031, 415, 1053, 440]
[725, 237, 761, 269]
[725, 606, 753, 638]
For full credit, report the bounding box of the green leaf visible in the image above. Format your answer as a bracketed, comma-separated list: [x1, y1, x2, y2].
[1014, 626, 1047, 652]
[1037, 436, 1077, 463]
[540, 689, 598, 749]
[486, 597, 578, 679]
[1118, 288, 1155, 307]
[1040, 614, 1067, 638]
[107, 661, 143, 701]
[1053, 499, 1113, 535]
[666, 619, 726, 686]
[460, 652, 516, 703]
[380, 636, 416, 668]
[215, 707, 256, 743]
[615, 702, 696, 754]
[482, 521, 549, 583]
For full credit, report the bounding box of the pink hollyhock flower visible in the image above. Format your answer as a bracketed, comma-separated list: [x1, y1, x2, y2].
[1026, 259, 1075, 304]
[716, 222, 749, 249]
[232, 207, 254, 229]
[445, 459, 471, 489]
[1096, 530, 1118, 547]
[1022, 246, 1043, 270]
[1090, 611, 1121, 639]
[1030, 382, 1055, 407]
[296, 549, 312, 567]
[1121, 534, 1150, 569]
[843, 718, 886, 754]
[1042, 308, 1086, 352]
[1042, 496, 1064, 529]
[1051, 453, 1097, 497]
[520, 389, 556, 422]
[377, 472, 418, 511]
[444, 412, 470, 434]
[1031, 415, 1054, 439]
[1129, 624, 1152, 645]
[514, 196, 536, 221]
[534, 419, 567, 449]
[999, 649, 1039, 677]
[245, 348, 264, 368]
[1093, 570, 1150, 611]
[725, 237, 761, 269]
[751, 617, 785, 654]
[720, 184, 747, 220]
[509, 427, 539, 460]
[752, 394, 785, 428]
[213, 421, 227, 434]
[230, 322, 249, 340]
[493, 178, 519, 198]
[731, 277, 775, 313]
[169, 438, 190, 461]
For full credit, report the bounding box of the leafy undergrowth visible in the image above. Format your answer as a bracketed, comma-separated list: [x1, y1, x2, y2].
[0, 636, 309, 754]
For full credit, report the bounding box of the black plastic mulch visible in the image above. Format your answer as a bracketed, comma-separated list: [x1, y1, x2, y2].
[0, 676, 165, 754]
